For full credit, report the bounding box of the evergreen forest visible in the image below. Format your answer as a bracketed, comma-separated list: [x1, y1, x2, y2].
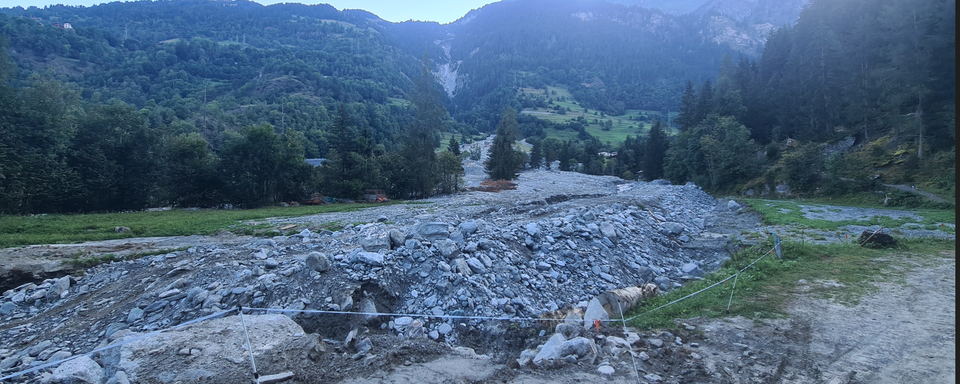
[0, 0, 954, 214]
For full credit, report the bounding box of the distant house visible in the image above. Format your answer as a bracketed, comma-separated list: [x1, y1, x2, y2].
[305, 158, 326, 167]
[63, 23, 73, 29]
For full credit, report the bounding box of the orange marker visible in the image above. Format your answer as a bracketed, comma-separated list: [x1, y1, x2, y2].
[595, 319, 601, 333]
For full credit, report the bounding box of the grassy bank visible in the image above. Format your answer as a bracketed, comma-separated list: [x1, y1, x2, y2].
[743, 199, 955, 231]
[625, 238, 955, 330]
[0, 203, 397, 248]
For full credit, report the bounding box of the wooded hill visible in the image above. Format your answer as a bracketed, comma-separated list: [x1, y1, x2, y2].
[0, 0, 954, 214]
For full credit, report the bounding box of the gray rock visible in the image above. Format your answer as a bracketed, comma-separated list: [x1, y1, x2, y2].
[457, 220, 479, 235]
[466, 258, 487, 274]
[157, 289, 181, 299]
[435, 239, 460, 258]
[582, 297, 609, 330]
[48, 351, 73, 363]
[648, 338, 664, 348]
[252, 239, 277, 248]
[644, 373, 663, 382]
[681, 263, 703, 277]
[143, 300, 168, 313]
[376, 215, 388, 223]
[46, 276, 70, 302]
[27, 340, 53, 357]
[404, 239, 421, 250]
[359, 297, 378, 324]
[355, 338, 372, 354]
[115, 226, 131, 233]
[600, 222, 617, 240]
[533, 333, 566, 367]
[555, 323, 579, 339]
[0, 302, 16, 316]
[437, 261, 452, 272]
[353, 252, 384, 266]
[264, 258, 279, 269]
[0, 355, 18, 370]
[305, 252, 331, 272]
[659, 222, 684, 236]
[389, 229, 405, 249]
[28, 289, 47, 302]
[415, 222, 450, 241]
[650, 179, 671, 185]
[525, 223, 540, 237]
[438, 323, 453, 335]
[394, 317, 413, 329]
[559, 337, 595, 358]
[359, 227, 390, 252]
[257, 372, 294, 384]
[453, 259, 472, 276]
[597, 365, 615, 376]
[727, 200, 741, 210]
[49, 355, 103, 384]
[654, 276, 672, 291]
[428, 330, 440, 340]
[126, 308, 144, 323]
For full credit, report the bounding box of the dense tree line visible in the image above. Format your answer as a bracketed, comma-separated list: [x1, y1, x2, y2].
[662, 0, 954, 194]
[0, 48, 463, 213]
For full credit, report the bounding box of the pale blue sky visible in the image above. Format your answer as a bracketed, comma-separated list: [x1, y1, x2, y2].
[4, 0, 498, 24]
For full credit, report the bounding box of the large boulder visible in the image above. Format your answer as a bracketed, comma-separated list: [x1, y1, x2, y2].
[582, 297, 609, 330]
[388, 229, 405, 249]
[48, 355, 103, 384]
[46, 276, 70, 302]
[659, 222, 684, 236]
[559, 337, 597, 359]
[359, 227, 390, 252]
[434, 239, 460, 259]
[304, 252, 331, 272]
[352, 252, 384, 266]
[116, 315, 320, 383]
[533, 333, 566, 367]
[415, 222, 450, 241]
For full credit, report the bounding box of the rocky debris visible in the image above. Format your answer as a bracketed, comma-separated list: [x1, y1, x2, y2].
[0, 173, 765, 382]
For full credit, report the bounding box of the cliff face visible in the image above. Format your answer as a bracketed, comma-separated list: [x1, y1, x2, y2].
[609, 0, 809, 54]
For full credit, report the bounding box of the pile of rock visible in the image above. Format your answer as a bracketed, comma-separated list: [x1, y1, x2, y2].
[0, 179, 747, 381]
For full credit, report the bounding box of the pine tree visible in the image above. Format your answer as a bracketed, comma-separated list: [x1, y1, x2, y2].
[528, 139, 543, 170]
[485, 108, 524, 180]
[675, 80, 698, 130]
[394, 53, 445, 198]
[642, 120, 668, 181]
[447, 136, 461, 157]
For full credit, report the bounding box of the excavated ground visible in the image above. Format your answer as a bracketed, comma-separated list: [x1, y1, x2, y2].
[0, 138, 953, 383]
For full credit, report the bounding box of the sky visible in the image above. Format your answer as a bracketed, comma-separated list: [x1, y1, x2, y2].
[6, 0, 499, 24]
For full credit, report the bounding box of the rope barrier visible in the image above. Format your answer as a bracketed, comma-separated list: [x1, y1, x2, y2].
[622, 240, 781, 323]
[1, 309, 233, 382]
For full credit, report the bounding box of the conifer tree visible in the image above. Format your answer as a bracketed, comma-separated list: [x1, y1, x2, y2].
[528, 139, 543, 170]
[642, 120, 668, 180]
[485, 108, 524, 180]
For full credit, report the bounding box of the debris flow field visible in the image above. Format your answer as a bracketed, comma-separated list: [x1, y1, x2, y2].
[0, 142, 954, 384]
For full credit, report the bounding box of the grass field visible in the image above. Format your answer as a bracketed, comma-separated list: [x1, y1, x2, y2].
[744, 199, 955, 231]
[0, 203, 400, 248]
[625, 238, 955, 329]
[518, 85, 676, 146]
